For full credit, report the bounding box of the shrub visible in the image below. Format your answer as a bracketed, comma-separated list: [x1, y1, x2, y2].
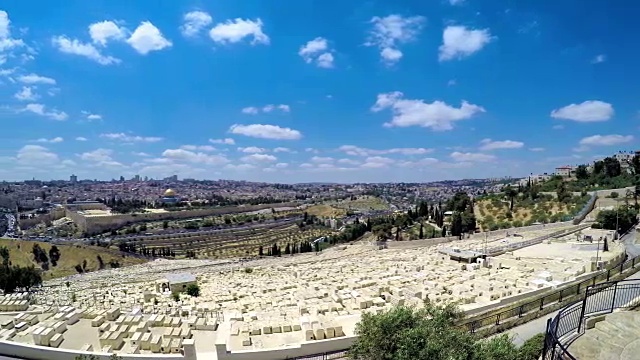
[172, 291, 180, 302]
[186, 284, 200, 297]
[244, 267, 253, 273]
[518, 333, 545, 360]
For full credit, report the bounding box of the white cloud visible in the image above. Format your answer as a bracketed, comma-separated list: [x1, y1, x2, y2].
[371, 91, 485, 130]
[0, 11, 25, 53]
[242, 106, 259, 115]
[299, 37, 334, 68]
[448, 0, 465, 5]
[100, 133, 163, 143]
[479, 138, 524, 151]
[273, 147, 293, 153]
[80, 148, 113, 162]
[18, 73, 56, 85]
[87, 113, 102, 120]
[274, 162, 288, 168]
[52, 36, 121, 65]
[337, 158, 360, 166]
[552, 125, 564, 130]
[126, 22, 172, 55]
[241, 153, 277, 163]
[17, 145, 59, 165]
[338, 145, 433, 156]
[132, 151, 150, 157]
[229, 124, 302, 140]
[550, 100, 614, 122]
[89, 21, 127, 46]
[450, 151, 495, 162]
[365, 15, 425, 65]
[243, 104, 290, 114]
[305, 147, 319, 154]
[311, 156, 334, 163]
[162, 148, 229, 165]
[14, 86, 38, 101]
[361, 156, 395, 168]
[180, 11, 213, 37]
[238, 146, 266, 153]
[21, 103, 68, 121]
[529, 147, 545, 152]
[439, 25, 493, 61]
[225, 163, 255, 171]
[579, 134, 633, 147]
[35, 137, 63, 143]
[0, 11, 9, 39]
[209, 18, 269, 45]
[209, 138, 235, 145]
[180, 145, 216, 152]
[398, 157, 440, 168]
[591, 54, 606, 64]
[76, 137, 88, 141]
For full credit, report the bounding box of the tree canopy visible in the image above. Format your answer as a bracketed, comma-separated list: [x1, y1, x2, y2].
[349, 303, 544, 360]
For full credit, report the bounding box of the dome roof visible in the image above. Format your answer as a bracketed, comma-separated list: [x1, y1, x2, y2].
[164, 189, 176, 197]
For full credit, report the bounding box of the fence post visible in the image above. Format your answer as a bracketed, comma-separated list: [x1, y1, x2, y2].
[577, 283, 580, 295]
[559, 289, 563, 303]
[621, 261, 624, 273]
[611, 282, 618, 313]
[634, 257, 636, 268]
[577, 287, 589, 333]
[542, 318, 551, 359]
[495, 314, 500, 326]
[518, 305, 524, 318]
[607, 269, 611, 281]
[540, 297, 544, 311]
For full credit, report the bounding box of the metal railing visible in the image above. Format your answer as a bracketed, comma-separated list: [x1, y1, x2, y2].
[461, 254, 640, 334]
[287, 349, 349, 359]
[542, 276, 640, 359]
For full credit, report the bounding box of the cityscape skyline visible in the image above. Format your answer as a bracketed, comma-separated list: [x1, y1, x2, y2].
[0, 1, 638, 183]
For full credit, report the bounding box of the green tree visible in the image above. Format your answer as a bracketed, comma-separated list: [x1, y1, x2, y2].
[348, 303, 531, 360]
[186, 284, 200, 297]
[504, 185, 518, 212]
[575, 165, 589, 180]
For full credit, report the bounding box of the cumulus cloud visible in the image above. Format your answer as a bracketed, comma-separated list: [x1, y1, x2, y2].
[89, 21, 128, 46]
[14, 86, 38, 101]
[550, 100, 614, 122]
[21, 103, 68, 121]
[241, 153, 277, 163]
[478, 138, 524, 151]
[18, 73, 56, 85]
[79, 148, 114, 162]
[242, 104, 290, 114]
[299, 37, 334, 68]
[360, 156, 395, 168]
[338, 145, 433, 156]
[35, 137, 63, 143]
[229, 124, 302, 140]
[180, 145, 216, 152]
[126, 22, 172, 55]
[365, 14, 425, 65]
[238, 146, 266, 153]
[180, 11, 213, 37]
[17, 145, 59, 165]
[162, 148, 229, 165]
[371, 91, 485, 130]
[579, 134, 633, 147]
[209, 138, 235, 145]
[591, 54, 606, 64]
[76, 137, 88, 141]
[209, 18, 269, 45]
[450, 151, 495, 162]
[439, 25, 493, 61]
[52, 36, 121, 65]
[100, 133, 163, 143]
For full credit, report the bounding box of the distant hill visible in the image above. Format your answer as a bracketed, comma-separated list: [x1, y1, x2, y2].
[0, 239, 147, 280]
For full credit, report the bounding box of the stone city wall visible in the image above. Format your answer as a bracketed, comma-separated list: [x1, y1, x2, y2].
[0, 339, 194, 360]
[70, 202, 300, 235]
[18, 207, 66, 230]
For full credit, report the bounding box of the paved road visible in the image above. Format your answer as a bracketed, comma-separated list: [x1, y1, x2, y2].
[498, 229, 640, 346]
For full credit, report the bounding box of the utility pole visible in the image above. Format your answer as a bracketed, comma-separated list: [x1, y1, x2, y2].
[595, 236, 601, 269]
[615, 199, 620, 241]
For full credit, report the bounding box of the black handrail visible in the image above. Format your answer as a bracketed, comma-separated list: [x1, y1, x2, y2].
[542, 277, 640, 359]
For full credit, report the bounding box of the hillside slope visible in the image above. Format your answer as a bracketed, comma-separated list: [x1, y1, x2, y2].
[0, 239, 146, 279]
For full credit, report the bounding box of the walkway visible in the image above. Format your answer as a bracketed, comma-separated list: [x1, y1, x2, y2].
[497, 230, 640, 346]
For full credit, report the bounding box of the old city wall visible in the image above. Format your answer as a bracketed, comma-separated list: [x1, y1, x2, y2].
[73, 202, 299, 235]
[18, 207, 66, 230]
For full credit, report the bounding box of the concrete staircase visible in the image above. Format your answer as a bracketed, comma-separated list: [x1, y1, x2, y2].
[569, 311, 640, 360]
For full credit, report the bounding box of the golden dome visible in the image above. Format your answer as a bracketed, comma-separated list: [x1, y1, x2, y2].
[164, 189, 176, 197]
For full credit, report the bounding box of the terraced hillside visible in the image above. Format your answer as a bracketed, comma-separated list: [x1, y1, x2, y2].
[0, 238, 146, 280]
[116, 221, 336, 259]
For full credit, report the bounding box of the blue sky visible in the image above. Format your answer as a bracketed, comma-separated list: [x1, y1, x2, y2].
[0, 0, 637, 183]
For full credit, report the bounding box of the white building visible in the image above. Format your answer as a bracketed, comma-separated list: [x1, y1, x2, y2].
[555, 165, 574, 177]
